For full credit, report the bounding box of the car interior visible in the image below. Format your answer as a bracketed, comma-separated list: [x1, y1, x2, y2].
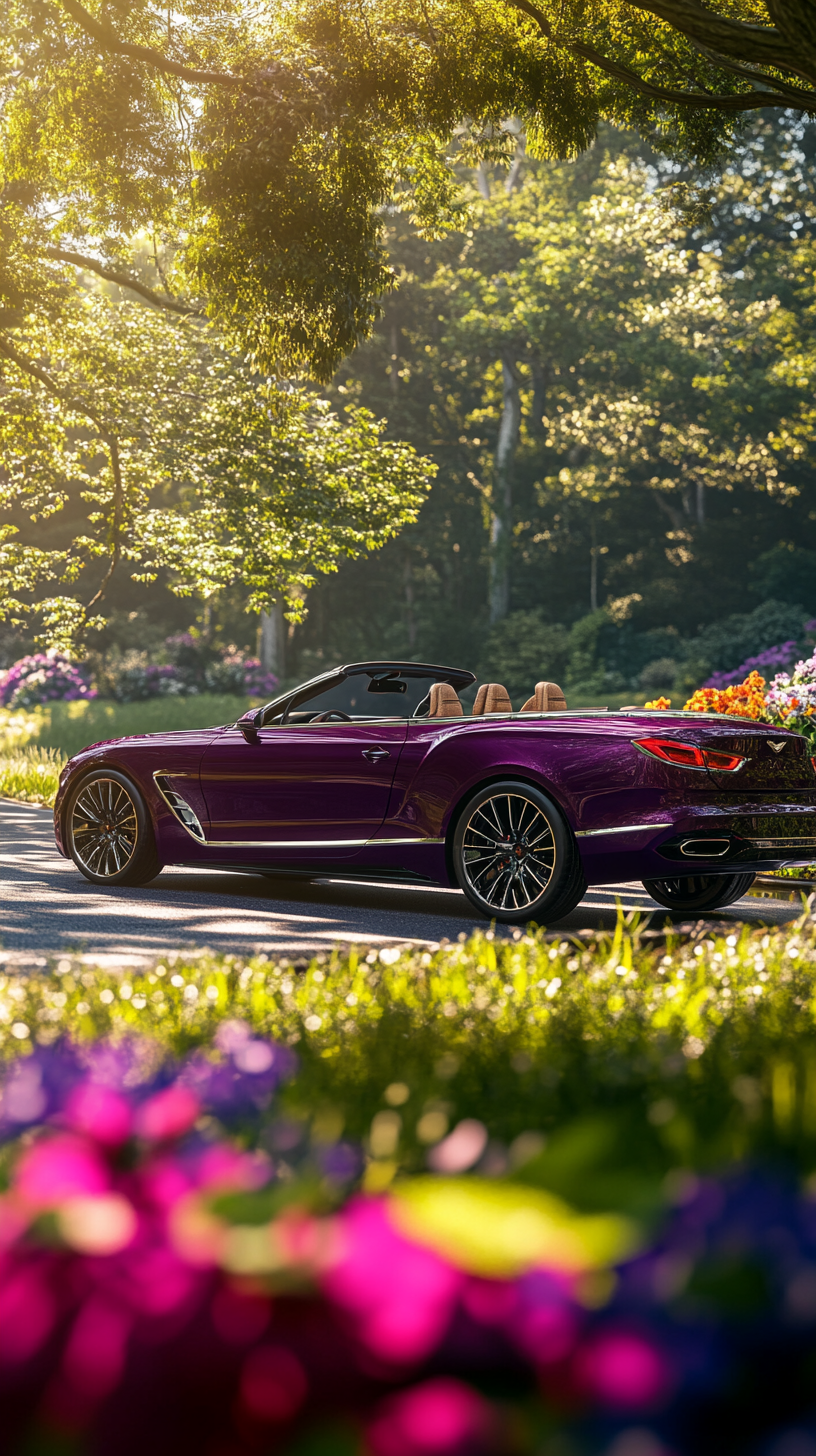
[260, 671, 569, 725]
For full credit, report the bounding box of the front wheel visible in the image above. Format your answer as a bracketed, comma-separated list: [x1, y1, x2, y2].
[642, 872, 756, 913]
[66, 770, 161, 886]
[452, 781, 587, 925]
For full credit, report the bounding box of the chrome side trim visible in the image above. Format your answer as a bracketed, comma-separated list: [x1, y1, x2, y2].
[206, 835, 445, 849]
[575, 822, 674, 838]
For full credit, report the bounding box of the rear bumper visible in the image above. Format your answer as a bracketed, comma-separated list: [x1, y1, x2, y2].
[578, 807, 816, 886]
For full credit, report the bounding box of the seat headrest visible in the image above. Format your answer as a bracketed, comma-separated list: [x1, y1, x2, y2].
[428, 682, 463, 717]
[520, 681, 568, 713]
[472, 683, 513, 715]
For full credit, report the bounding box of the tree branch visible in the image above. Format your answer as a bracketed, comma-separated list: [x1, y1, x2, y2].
[58, 0, 244, 87]
[43, 246, 199, 315]
[569, 35, 814, 108]
[501, 0, 816, 111]
[86, 435, 123, 611]
[622, 0, 814, 83]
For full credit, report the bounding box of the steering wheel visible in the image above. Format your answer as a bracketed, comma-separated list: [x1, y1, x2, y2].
[311, 710, 352, 722]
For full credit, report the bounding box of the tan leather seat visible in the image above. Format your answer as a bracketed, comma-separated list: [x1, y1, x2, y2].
[428, 682, 463, 717]
[520, 681, 568, 713]
[472, 682, 513, 715]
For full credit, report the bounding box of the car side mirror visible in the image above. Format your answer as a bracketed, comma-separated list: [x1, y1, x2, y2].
[237, 709, 261, 743]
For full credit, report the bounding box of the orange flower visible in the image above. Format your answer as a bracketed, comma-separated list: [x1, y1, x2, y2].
[684, 671, 766, 720]
[644, 696, 671, 710]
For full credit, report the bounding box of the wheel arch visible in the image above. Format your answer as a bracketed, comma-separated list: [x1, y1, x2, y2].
[59, 759, 158, 847]
[443, 770, 573, 889]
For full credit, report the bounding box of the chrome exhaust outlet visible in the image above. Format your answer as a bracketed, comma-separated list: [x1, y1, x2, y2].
[679, 838, 732, 859]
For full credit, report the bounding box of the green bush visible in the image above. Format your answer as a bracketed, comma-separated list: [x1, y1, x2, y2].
[6, 907, 816, 1192]
[477, 610, 571, 705]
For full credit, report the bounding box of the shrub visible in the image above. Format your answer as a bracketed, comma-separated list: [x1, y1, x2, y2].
[96, 637, 279, 703]
[0, 651, 95, 709]
[704, 639, 800, 689]
[478, 611, 570, 703]
[693, 599, 809, 674]
[638, 656, 678, 692]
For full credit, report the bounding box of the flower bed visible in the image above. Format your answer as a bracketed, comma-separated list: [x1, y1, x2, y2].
[0, 652, 95, 709]
[4, 915, 816, 1452]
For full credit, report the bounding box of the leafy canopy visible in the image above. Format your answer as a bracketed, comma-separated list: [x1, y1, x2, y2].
[4, 0, 816, 382]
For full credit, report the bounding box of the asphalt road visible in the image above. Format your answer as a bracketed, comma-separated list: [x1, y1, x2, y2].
[1, 799, 806, 968]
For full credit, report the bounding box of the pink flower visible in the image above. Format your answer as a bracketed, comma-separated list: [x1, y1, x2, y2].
[323, 1197, 460, 1364]
[576, 1328, 672, 1410]
[65, 1084, 132, 1146]
[368, 1378, 495, 1456]
[134, 1085, 200, 1142]
[16, 1134, 109, 1209]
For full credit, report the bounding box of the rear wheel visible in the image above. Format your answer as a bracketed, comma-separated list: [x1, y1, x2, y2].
[66, 770, 161, 886]
[642, 872, 756, 913]
[452, 781, 586, 925]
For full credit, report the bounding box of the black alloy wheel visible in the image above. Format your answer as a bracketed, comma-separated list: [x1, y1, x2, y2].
[66, 770, 161, 887]
[642, 872, 756, 913]
[452, 780, 587, 925]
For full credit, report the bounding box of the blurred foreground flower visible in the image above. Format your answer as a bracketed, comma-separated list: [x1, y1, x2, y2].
[3, 1037, 816, 1453]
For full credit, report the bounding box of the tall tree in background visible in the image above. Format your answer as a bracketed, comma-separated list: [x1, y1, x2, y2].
[308, 124, 816, 675]
[0, 270, 432, 649]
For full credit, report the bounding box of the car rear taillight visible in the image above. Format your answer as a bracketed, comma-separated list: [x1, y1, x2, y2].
[634, 738, 746, 773]
[703, 747, 746, 772]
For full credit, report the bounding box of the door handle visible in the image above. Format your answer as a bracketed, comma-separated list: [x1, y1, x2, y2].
[362, 746, 391, 762]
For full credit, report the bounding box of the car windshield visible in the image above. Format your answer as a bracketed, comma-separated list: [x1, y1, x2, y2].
[263, 672, 457, 723]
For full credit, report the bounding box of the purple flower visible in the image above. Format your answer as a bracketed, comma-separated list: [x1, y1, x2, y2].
[704, 641, 800, 689]
[0, 652, 96, 708]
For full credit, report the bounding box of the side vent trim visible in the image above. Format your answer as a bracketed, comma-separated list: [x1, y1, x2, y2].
[153, 773, 206, 842]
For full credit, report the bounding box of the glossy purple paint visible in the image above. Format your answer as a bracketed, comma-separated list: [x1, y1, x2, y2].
[53, 662, 816, 894]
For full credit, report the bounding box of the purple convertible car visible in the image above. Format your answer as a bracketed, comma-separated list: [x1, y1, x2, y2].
[53, 660, 816, 923]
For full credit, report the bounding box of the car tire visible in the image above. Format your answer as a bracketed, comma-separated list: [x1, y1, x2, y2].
[642, 872, 756, 913]
[452, 780, 587, 925]
[65, 770, 161, 887]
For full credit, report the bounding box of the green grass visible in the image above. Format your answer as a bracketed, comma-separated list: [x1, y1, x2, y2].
[6, 908, 816, 1198]
[0, 746, 64, 805]
[0, 693, 256, 762]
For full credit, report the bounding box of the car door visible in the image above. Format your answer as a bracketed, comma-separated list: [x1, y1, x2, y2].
[199, 719, 408, 858]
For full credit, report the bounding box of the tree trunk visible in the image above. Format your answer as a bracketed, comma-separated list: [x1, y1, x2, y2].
[505, 135, 526, 194]
[590, 517, 598, 612]
[404, 557, 416, 652]
[259, 602, 286, 679]
[696, 479, 705, 528]
[389, 320, 400, 397]
[489, 358, 521, 625]
[476, 163, 491, 200]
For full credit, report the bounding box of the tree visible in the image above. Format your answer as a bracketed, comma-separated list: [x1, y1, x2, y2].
[292, 128, 816, 675]
[0, 274, 433, 650]
[5, 0, 816, 390]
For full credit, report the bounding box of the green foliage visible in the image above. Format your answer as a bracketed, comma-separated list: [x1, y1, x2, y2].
[0, 283, 433, 650]
[8, 908, 816, 1182]
[4, 0, 812, 383]
[477, 610, 570, 703]
[694, 599, 809, 675]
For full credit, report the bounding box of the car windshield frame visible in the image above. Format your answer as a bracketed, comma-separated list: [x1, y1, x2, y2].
[255, 661, 476, 727]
